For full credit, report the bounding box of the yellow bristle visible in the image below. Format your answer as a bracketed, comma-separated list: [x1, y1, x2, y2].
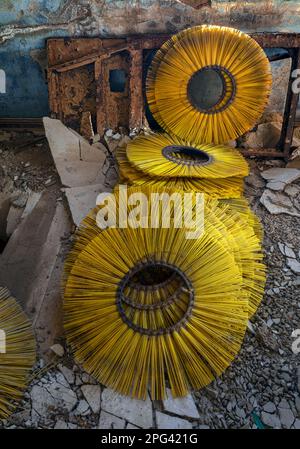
[63, 186, 249, 400]
[147, 25, 272, 144]
[126, 133, 249, 179]
[116, 146, 245, 199]
[0, 287, 36, 419]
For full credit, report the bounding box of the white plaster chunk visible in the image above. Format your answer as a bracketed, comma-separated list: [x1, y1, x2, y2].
[101, 388, 153, 428]
[81, 385, 101, 414]
[63, 183, 107, 226]
[260, 189, 300, 217]
[43, 117, 106, 188]
[261, 167, 300, 191]
[31, 374, 77, 420]
[287, 258, 300, 274]
[163, 389, 200, 419]
[98, 411, 126, 429]
[156, 411, 193, 429]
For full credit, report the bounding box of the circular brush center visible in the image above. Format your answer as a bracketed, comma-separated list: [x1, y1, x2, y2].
[162, 145, 213, 166]
[187, 66, 236, 114]
[117, 261, 194, 335]
[130, 265, 175, 289]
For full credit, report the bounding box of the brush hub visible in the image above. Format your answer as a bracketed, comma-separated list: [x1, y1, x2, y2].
[162, 145, 213, 166]
[187, 65, 236, 114]
[117, 261, 195, 336]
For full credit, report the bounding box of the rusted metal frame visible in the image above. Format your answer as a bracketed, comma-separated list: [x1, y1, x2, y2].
[51, 45, 128, 73]
[240, 149, 285, 158]
[277, 48, 300, 159]
[47, 69, 61, 119]
[129, 48, 144, 130]
[95, 47, 131, 135]
[95, 58, 105, 136]
[251, 33, 300, 48]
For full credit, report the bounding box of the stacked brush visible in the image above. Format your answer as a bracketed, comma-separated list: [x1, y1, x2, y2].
[64, 25, 272, 400]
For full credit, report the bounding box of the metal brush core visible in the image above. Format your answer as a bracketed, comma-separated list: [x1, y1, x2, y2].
[162, 145, 213, 166]
[187, 65, 236, 114]
[117, 261, 195, 336]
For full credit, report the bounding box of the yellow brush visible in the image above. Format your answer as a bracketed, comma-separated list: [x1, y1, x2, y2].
[126, 133, 249, 179]
[64, 186, 248, 400]
[65, 185, 265, 318]
[0, 287, 36, 419]
[116, 146, 245, 199]
[147, 25, 272, 144]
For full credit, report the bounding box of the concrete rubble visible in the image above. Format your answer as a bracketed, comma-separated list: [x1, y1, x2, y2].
[261, 168, 300, 191]
[43, 118, 118, 227]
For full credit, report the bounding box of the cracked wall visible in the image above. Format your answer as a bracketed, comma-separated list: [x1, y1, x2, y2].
[0, 1, 299, 118]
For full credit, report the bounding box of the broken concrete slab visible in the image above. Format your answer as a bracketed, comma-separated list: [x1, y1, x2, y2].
[22, 191, 42, 219]
[43, 117, 106, 188]
[81, 385, 101, 414]
[163, 389, 200, 419]
[6, 204, 24, 237]
[98, 411, 126, 429]
[0, 191, 72, 354]
[63, 183, 108, 227]
[260, 189, 300, 217]
[101, 388, 153, 429]
[261, 168, 300, 191]
[156, 411, 193, 429]
[31, 373, 77, 421]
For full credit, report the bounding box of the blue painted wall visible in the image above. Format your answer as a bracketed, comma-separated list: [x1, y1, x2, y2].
[0, 0, 299, 118]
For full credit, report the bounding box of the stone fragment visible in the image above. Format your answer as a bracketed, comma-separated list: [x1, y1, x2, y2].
[260, 189, 300, 217]
[163, 389, 199, 418]
[81, 385, 101, 414]
[6, 205, 23, 236]
[156, 411, 193, 429]
[101, 388, 152, 428]
[43, 117, 106, 188]
[63, 183, 107, 227]
[58, 365, 75, 385]
[261, 168, 300, 191]
[98, 411, 126, 429]
[31, 373, 77, 420]
[21, 192, 42, 219]
[261, 412, 281, 429]
[278, 407, 295, 429]
[127, 423, 139, 429]
[74, 400, 90, 416]
[287, 258, 300, 274]
[50, 344, 64, 357]
[263, 402, 276, 413]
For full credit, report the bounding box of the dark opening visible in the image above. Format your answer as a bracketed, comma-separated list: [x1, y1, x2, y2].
[143, 49, 164, 131]
[117, 262, 194, 335]
[188, 68, 224, 111]
[162, 145, 212, 166]
[109, 69, 127, 93]
[0, 238, 8, 254]
[131, 265, 175, 287]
